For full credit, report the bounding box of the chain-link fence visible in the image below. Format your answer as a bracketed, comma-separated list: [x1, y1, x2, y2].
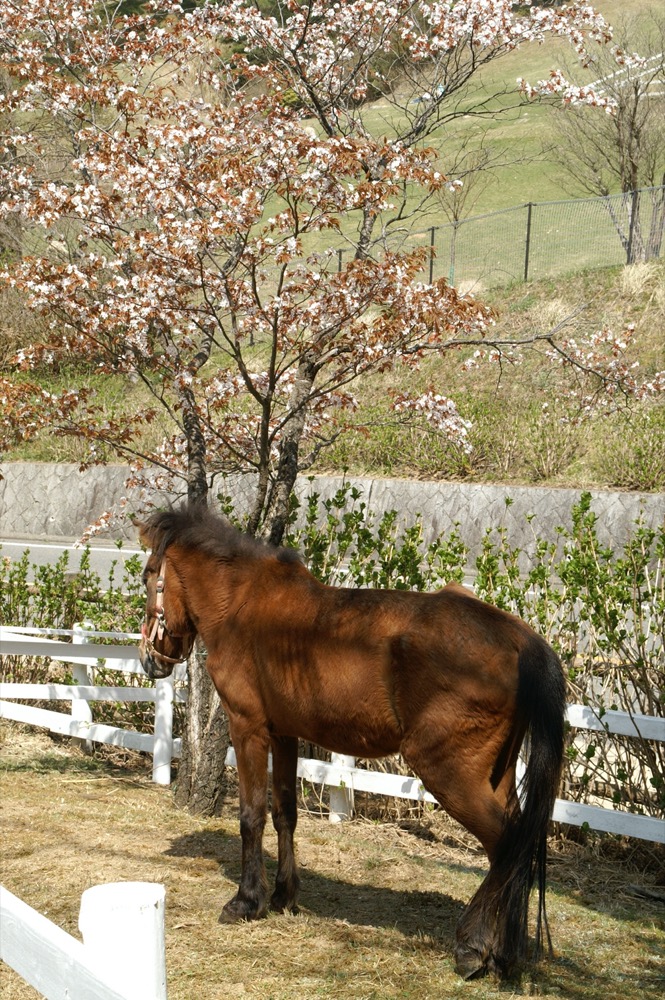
[426, 185, 665, 292]
[336, 185, 665, 292]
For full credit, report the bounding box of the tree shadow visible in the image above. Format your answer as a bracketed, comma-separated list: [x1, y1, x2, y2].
[1, 751, 109, 775]
[0, 749, 150, 787]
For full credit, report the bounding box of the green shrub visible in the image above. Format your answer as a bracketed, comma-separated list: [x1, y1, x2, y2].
[473, 493, 665, 818]
[0, 544, 152, 730]
[285, 481, 467, 590]
[595, 405, 665, 491]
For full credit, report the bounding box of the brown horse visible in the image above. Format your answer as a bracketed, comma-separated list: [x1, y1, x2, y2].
[138, 504, 565, 980]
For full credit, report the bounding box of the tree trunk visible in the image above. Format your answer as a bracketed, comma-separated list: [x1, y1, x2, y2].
[182, 386, 208, 506]
[176, 360, 317, 814]
[176, 392, 230, 815]
[173, 639, 231, 815]
[266, 356, 317, 545]
[645, 183, 665, 260]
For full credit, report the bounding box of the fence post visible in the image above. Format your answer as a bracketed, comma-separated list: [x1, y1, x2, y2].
[329, 753, 355, 823]
[71, 622, 94, 753]
[152, 677, 174, 786]
[79, 882, 167, 1000]
[523, 202, 534, 282]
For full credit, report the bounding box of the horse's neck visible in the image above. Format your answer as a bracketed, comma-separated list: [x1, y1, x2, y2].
[184, 551, 312, 637]
[184, 553, 242, 630]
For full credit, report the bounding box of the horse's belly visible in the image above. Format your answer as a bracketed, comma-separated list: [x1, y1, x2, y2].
[290, 718, 403, 759]
[268, 679, 403, 757]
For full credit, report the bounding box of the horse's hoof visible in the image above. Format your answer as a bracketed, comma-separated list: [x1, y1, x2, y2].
[269, 895, 299, 915]
[270, 884, 299, 914]
[218, 898, 264, 924]
[454, 945, 488, 981]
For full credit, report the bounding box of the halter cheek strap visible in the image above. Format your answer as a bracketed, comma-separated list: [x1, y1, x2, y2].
[144, 558, 192, 666]
[148, 559, 167, 644]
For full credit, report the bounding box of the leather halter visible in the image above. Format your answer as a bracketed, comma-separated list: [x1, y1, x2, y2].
[144, 558, 192, 666]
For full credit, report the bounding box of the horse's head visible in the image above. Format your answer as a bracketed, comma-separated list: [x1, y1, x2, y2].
[138, 523, 196, 679]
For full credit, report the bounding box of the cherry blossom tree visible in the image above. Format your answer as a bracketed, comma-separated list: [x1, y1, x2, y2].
[0, 1, 621, 528]
[2, 0, 659, 813]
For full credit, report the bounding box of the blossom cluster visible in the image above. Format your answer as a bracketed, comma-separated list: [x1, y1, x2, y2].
[546, 324, 665, 414]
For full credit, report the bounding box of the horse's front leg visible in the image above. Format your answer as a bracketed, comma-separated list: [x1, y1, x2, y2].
[270, 735, 300, 914]
[219, 731, 269, 924]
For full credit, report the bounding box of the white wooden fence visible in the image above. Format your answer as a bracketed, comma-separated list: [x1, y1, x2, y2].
[0, 881, 167, 1000]
[0, 625, 184, 784]
[1, 625, 663, 843]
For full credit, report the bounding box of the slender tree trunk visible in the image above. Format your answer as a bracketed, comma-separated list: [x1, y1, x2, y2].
[175, 351, 314, 811]
[646, 182, 665, 260]
[176, 390, 231, 815]
[266, 355, 317, 545]
[182, 386, 208, 506]
[174, 639, 231, 815]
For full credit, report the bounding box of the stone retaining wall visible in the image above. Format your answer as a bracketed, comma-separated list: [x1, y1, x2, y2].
[1, 463, 663, 570]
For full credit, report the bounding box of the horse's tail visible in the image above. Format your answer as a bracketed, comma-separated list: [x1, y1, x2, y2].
[493, 632, 566, 973]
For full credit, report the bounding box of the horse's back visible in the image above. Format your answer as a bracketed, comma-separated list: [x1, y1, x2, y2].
[246, 574, 529, 752]
[386, 585, 527, 719]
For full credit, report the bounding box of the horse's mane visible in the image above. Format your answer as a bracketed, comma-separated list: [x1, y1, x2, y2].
[140, 504, 302, 566]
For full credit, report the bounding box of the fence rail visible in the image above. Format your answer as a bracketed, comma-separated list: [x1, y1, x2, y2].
[0, 626, 181, 784]
[1, 626, 663, 842]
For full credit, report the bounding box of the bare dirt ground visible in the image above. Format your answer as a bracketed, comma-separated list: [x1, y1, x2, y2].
[1, 722, 664, 1000]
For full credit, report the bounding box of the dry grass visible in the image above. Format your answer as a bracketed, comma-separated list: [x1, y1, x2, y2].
[1, 722, 664, 1000]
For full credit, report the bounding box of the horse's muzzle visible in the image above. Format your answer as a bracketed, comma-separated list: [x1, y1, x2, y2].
[138, 636, 176, 680]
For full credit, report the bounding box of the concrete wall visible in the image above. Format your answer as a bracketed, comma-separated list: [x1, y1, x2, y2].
[1, 462, 664, 568]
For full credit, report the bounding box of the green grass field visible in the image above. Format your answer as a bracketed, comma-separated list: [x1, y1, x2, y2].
[416, 0, 664, 215]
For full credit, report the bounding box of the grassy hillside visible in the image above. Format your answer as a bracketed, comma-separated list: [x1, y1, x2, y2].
[406, 0, 664, 215]
[303, 0, 665, 277]
[316, 260, 665, 491]
[6, 260, 664, 492]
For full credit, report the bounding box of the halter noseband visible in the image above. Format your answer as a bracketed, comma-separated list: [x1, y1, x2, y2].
[144, 558, 192, 666]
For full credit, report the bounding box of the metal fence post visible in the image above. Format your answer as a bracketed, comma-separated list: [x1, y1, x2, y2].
[524, 202, 534, 282]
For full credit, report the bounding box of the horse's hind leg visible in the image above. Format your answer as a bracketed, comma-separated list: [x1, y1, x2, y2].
[219, 730, 270, 924]
[270, 735, 300, 914]
[450, 774, 520, 981]
[402, 733, 517, 979]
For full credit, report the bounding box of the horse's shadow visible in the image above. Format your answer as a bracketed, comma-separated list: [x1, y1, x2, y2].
[165, 828, 472, 943]
[163, 831, 665, 1000]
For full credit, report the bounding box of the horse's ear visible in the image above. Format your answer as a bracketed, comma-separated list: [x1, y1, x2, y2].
[136, 521, 154, 549]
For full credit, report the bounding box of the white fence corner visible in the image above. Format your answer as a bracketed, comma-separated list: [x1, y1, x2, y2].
[0, 881, 166, 1000]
